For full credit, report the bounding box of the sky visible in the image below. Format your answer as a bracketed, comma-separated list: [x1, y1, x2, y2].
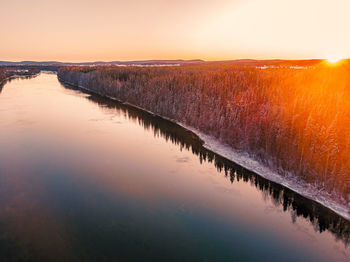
[1, 0, 350, 62]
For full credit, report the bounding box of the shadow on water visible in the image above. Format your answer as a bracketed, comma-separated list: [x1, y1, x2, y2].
[0, 75, 38, 94]
[60, 81, 350, 247]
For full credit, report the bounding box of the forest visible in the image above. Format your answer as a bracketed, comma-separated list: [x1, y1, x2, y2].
[0, 67, 10, 83]
[58, 61, 350, 203]
[0, 67, 40, 85]
[78, 91, 350, 245]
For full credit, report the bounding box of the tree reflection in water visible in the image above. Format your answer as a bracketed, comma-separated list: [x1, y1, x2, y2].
[61, 81, 350, 247]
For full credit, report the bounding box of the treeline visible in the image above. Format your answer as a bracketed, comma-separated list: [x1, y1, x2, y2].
[58, 62, 350, 202]
[0, 67, 40, 84]
[0, 68, 10, 83]
[79, 91, 350, 245]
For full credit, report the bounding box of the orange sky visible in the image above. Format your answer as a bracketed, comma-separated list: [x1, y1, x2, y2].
[1, 0, 349, 62]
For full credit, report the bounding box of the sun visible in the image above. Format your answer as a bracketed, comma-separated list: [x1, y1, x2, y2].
[326, 56, 343, 65]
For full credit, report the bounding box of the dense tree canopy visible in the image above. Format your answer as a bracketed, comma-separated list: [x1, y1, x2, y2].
[58, 62, 350, 201]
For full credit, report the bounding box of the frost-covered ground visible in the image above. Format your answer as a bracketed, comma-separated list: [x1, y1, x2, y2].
[178, 124, 350, 221]
[59, 76, 350, 222]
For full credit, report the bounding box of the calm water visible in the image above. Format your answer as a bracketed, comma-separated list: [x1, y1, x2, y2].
[0, 72, 349, 262]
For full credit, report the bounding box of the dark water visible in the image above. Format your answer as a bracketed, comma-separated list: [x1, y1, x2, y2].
[0, 72, 349, 262]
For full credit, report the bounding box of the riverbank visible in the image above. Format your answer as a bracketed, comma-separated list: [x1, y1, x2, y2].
[57, 75, 350, 222]
[0, 72, 40, 86]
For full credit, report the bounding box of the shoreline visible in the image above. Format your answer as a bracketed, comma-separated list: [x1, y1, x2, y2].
[57, 75, 350, 221]
[0, 73, 40, 86]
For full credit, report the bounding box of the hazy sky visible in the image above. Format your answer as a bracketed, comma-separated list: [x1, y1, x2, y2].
[1, 0, 350, 62]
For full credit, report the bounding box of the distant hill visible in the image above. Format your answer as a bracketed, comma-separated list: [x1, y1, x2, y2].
[0, 59, 205, 67]
[1, 58, 347, 67]
[206, 59, 325, 67]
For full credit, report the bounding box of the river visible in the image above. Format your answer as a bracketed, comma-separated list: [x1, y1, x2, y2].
[0, 72, 349, 261]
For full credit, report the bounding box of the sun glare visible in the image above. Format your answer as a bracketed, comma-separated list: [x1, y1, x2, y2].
[326, 56, 343, 65]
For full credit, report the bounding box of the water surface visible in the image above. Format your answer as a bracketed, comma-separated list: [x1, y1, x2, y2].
[0, 72, 349, 261]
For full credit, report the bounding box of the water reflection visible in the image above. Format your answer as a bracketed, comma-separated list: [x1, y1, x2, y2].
[61, 82, 350, 246]
[0, 75, 37, 94]
[0, 73, 348, 261]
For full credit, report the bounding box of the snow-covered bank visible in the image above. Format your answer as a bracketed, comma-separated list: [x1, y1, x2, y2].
[58, 76, 350, 221]
[180, 125, 350, 221]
